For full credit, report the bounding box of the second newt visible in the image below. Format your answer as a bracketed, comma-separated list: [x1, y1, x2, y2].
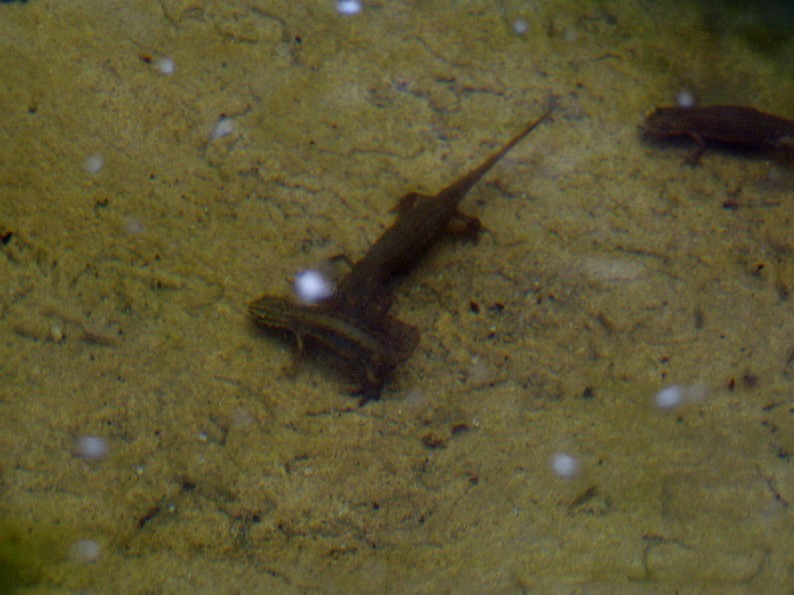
[643, 105, 794, 164]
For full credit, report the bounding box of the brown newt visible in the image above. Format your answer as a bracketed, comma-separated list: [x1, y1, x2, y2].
[336, 107, 553, 313]
[643, 105, 794, 164]
[248, 106, 552, 401]
[248, 294, 419, 400]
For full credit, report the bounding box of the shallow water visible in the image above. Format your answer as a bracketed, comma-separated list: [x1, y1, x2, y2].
[1, 1, 792, 592]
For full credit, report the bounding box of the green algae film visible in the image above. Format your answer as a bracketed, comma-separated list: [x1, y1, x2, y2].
[0, 521, 46, 593]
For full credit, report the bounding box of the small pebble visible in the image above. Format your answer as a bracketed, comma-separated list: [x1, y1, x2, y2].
[293, 268, 335, 303]
[154, 56, 175, 75]
[73, 435, 109, 460]
[337, 0, 362, 15]
[70, 539, 101, 563]
[551, 452, 579, 479]
[49, 323, 64, 343]
[83, 153, 104, 174]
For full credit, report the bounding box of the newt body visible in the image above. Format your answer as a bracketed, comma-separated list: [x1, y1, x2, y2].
[248, 295, 419, 399]
[643, 105, 794, 164]
[336, 108, 553, 313]
[248, 107, 551, 400]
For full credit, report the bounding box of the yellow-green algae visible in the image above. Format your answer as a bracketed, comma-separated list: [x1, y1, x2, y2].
[1, 0, 793, 592]
[0, 519, 61, 593]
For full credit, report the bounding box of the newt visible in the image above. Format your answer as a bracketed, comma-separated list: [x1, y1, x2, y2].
[248, 294, 419, 400]
[643, 105, 794, 164]
[336, 106, 553, 314]
[248, 107, 552, 401]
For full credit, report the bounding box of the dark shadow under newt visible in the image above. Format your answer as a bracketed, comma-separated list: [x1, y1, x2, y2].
[248, 106, 553, 402]
[643, 105, 794, 164]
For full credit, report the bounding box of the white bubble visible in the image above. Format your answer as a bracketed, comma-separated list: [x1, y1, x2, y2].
[676, 89, 696, 109]
[70, 539, 101, 563]
[155, 56, 176, 75]
[513, 19, 529, 35]
[551, 452, 579, 479]
[293, 268, 335, 304]
[74, 435, 109, 460]
[654, 384, 707, 410]
[655, 385, 683, 409]
[209, 117, 234, 140]
[83, 153, 104, 174]
[337, 0, 362, 15]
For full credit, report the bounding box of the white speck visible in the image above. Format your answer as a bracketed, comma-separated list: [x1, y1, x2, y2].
[231, 407, 256, 428]
[676, 89, 697, 109]
[73, 435, 109, 460]
[337, 0, 362, 15]
[551, 452, 579, 479]
[654, 384, 707, 410]
[293, 268, 335, 303]
[49, 323, 64, 343]
[513, 19, 529, 35]
[210, 117, 234, 141]
[83, 153, 104, 174]
[655, 385, 683, 409]
[401, 388, 426, 411]
[122, 216, 146, 235]
[155, 56, 176, 75]
[70, 539, 101, 563]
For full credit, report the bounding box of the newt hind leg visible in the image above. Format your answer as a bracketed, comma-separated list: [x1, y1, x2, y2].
[683, 132, 707, 165]
[281, 332, 306, 377]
